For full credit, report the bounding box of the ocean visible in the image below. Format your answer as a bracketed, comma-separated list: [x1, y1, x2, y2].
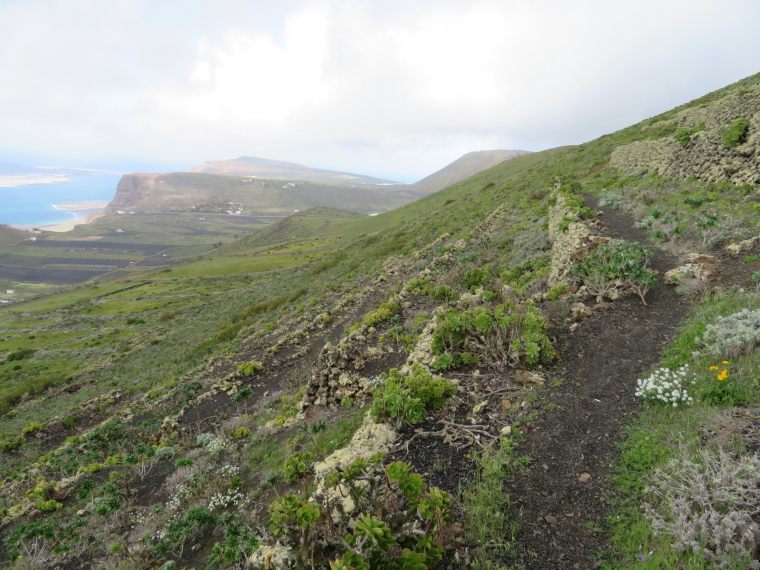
[0, 173, 121, 225]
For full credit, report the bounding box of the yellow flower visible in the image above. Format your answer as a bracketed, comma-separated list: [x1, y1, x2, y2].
[717, 369, 728, 381]
[722, 360, 729, 364]
[709, 366, 719, 370]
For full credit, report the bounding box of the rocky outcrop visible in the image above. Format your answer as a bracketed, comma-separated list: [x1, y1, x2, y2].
[99, 173, 159, 216]
[610, 88, 760, 185]
[546, 193, 598, 288]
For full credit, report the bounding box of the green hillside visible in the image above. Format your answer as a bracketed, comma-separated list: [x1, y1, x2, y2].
[0, 225, 29, 247]
[104, 171, 418, 216]
[189, 155, 399, 185]
[0, 73, 759, 570]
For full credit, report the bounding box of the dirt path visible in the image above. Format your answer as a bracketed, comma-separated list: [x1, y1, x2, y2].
[503, 199, 690, 568]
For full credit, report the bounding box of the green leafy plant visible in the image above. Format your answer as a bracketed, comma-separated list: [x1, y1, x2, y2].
[237, 361, 264, 375]
[571, 241, 658, 305]
[282, 451, 315, 484]
[371, 365, 455, 429]
[363, 302, 399, 328]
[431, 300, 554, 370]
[261, 456, 451, 569]
[21, 421, 45, 435]
[721, 117, 750, 148]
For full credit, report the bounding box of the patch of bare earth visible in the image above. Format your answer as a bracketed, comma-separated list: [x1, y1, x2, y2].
[501, 198, 691, 569]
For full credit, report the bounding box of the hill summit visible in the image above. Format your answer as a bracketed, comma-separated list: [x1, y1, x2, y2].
[189, 156, 398, 186]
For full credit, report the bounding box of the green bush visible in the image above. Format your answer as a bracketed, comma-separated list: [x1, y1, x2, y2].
[282, 451, 315, 484]
[5, 348, 34, 362]
[62, 415, 78, 429]
[363, 302, 399, 328]
[371, 365, 455, 429]
[460, 264, 493, 291]
[237, 361, 264, 375]
[21, 422, 45, 435]
[36, 500, 63, 511]
[268, 457, 452, 569]
[0, 434, 24, 453]
[571, 241, 658, 305]
[546, 283, 568, 300]
[722, 117, 750, 148]
[230, 427, 250, 439]
[431, 301, 554, 371]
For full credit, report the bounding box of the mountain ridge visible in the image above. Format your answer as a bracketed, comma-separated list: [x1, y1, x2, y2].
[189, 155, 399, 186]
[0, 72, 759, 570]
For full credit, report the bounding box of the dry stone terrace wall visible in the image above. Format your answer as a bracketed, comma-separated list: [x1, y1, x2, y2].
[610, 88, 760, 185]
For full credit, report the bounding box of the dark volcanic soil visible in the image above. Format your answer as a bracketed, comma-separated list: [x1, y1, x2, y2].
[501, 198, 690, 569]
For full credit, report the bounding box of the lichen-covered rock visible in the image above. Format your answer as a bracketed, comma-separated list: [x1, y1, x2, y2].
[664, 254, 718, 283]
[249, 544, 297, 569]
[311, 414, 397, 520]
[513, 370, 545, 386]
[610, 88, 760, 185]
[546, 193, 596, 288]
[725, 235, 760, 255]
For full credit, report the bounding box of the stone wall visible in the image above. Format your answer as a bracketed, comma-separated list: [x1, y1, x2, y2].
[610, 88, 760, 186]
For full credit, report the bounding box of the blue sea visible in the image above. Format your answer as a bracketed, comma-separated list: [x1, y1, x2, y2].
[0, 173, 121, 225]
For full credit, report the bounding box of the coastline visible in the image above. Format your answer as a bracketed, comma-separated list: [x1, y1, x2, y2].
[9, 200, 109, 233]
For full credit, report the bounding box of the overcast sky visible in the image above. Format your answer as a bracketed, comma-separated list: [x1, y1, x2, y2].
[1, 0, 758, 182]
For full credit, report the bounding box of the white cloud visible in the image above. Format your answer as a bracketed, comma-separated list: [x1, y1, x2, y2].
[0, 0, 758, 180]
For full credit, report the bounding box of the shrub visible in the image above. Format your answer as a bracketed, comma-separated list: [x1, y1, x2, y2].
[36, 500, 63, 511]
[459, 264, 493, 291]
[429, 285, 459, 303]
[546, 283, 568, 300]
[363, 302, 399, 328]
[673, 127, 692, 146]
[230, 427, 249, 439]
[268, 457, 452, 569]
[21, 422, 45, 435]
[673, 122, 705, 146]
[598, 192, 624, 209]
[430, 301, 554, 371]
[154, 445, 177, 460]
[699, 308, 760, 357]
[282, 451, 315, 484]
[371, 365, 455, 429]
[237, 361, 263, 375]
[643, 447, 760, 569]
[5, 348, 34, 362]
[721, 117, 751, 148]
[571, 241, 658, 304]
[0, 434, 24, 453]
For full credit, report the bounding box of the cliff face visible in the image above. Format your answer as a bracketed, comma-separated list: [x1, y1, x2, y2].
[99, 173, 159, 216]
[610, 88, 760, 185]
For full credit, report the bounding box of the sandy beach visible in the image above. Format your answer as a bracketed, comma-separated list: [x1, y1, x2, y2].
[11, 200, 109, 232]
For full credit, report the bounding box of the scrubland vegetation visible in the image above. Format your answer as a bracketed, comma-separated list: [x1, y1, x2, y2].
[0, 73, 758, 569]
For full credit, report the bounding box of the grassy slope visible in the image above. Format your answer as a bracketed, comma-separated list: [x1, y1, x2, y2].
[0, 73, 758, 569]
[0, 225, 29, 247]
[114, 171, 418, 214]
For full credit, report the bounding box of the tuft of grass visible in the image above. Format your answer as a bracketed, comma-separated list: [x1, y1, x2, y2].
[461, 438, 521, 568]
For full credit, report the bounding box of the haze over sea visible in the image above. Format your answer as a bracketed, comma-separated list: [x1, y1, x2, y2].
[0, 173, 120, 226]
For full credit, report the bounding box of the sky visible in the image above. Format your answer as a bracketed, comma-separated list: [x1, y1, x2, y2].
[0, 0, 759, 183]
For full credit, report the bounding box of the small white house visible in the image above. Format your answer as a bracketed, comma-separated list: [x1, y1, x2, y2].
[6, 289, 15, 294]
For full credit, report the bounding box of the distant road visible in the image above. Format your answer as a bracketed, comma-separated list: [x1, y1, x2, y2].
[30, 241, 177, 252]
